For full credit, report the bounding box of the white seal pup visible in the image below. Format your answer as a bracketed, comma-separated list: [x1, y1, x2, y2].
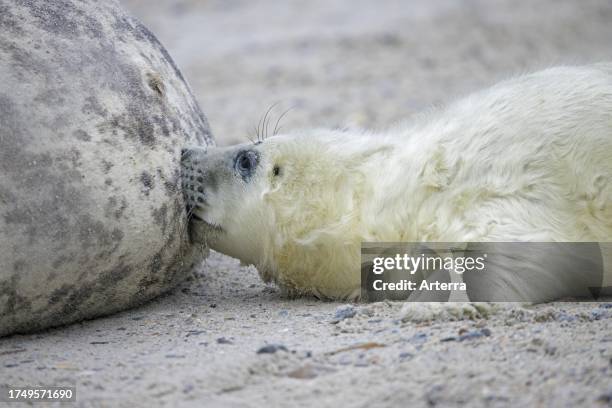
[183, 64, 612, 301]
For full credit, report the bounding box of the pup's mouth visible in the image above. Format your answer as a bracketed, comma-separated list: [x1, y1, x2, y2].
[188, 211, 223, 233]
[190, 213, 205, 222]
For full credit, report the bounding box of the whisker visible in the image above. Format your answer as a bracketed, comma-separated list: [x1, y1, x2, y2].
[256, 111, 265, 143]
[246, 127, 257, 145]
[273, 106, 293, 136]
[261, 102, 279, 141]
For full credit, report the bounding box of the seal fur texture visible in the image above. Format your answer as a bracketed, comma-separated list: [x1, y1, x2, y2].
[184, 64, 612, 300]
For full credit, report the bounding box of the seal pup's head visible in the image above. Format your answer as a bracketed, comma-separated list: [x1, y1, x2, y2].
[181, 129, 391, 299]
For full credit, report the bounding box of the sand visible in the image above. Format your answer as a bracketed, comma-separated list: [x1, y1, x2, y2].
[1, 1, 612, 406]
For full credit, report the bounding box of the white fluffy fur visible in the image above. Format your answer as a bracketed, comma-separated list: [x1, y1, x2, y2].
[195, 64, 612, 300]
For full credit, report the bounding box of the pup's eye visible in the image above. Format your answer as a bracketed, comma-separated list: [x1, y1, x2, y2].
[273, 165, 280, 176]
[235, 150, 258, 177]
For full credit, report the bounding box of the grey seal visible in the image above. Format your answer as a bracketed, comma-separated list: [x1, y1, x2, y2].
[0, 0, 212, 336]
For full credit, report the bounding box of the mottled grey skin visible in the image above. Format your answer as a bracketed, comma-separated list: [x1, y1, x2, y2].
[0, 0, 213, 336]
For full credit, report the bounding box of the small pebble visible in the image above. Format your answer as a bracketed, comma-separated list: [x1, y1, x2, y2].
[217, 337, 233, 344]
[407, 332, 428, 345]
[442, 328, 491, 342]
[186, 330, 205, 337]
[596, 391, 612, 404]
[332, 305, 357, 323]
[458, 328, 491, 341]
[257, 344, 288, 354]
[590, 308, 607, 320]
[164, 354, 185, 359]
[556, 311, 576, 322]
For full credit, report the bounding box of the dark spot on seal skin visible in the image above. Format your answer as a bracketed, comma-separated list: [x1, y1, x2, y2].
[116, 198, 128, 219]
[103, 107, 157, 147]
[66, 148, 82, 169]
[151, 253, 163, 274]
[153, 115, 171, 137]
[82, 95, 108, 117]
[0, 276, 32, 318]
[101, 159, 114, 173]
[73, 129, 91, 142]
[49, 285, 71, 305]
[141, 171, 155, 195]
[105, 178, 113, 186]
[99, 263, 132, 287]
[111, 229, 124, 242]
[104, 196, 129, 221]
[152, 204, 168, 235]
[156, 167, 181, 196]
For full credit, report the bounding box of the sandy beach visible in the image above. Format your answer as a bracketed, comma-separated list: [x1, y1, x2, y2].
[1, 1, 612, 406]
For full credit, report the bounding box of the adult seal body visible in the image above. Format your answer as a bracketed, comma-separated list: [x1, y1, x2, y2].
[0, 0, 212, 336]
[183, 64, 612, 301]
